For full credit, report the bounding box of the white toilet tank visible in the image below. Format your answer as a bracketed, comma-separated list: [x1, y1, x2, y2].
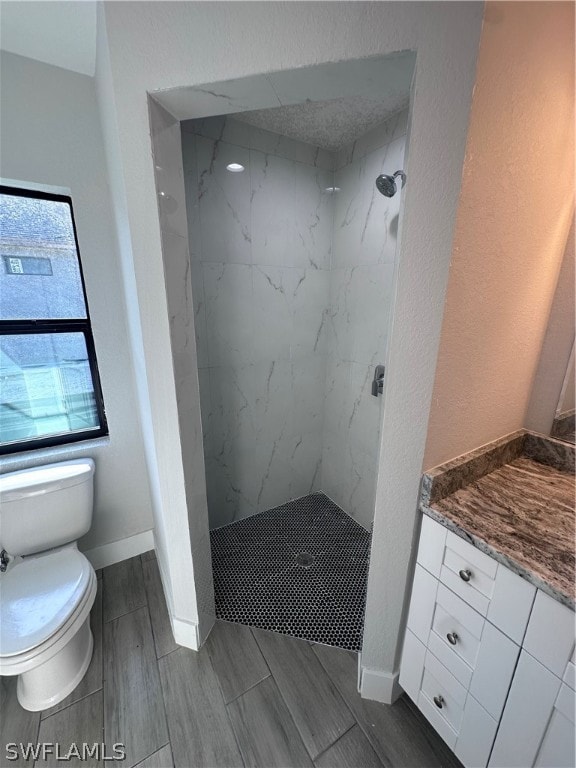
[0, 459, 95, 556]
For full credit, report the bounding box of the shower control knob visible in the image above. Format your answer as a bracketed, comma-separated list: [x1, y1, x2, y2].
[371, 365, 385, 397]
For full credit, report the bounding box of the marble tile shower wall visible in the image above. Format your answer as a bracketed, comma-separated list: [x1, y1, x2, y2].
[181, 111, 407, 530]
[181, 116, 333, 529]
[322, 111, 407, 528]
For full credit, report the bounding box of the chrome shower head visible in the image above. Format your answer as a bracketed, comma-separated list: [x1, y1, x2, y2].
[375, 170, 406, 198]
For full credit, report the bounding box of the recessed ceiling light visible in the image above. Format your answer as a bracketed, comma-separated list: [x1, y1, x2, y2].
[226, 163, 245, 173]
[325, 186, 341, 193]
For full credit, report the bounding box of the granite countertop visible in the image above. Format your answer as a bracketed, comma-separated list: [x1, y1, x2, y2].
[420, 430, 575, 609]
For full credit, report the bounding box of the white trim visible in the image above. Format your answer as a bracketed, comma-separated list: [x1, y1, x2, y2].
[0, 176, 70, 197]
[359, 664, 402, 704]
[82, 529, 154, 571]
[171, 617, 199, 651]
[155, 554, 201, 651]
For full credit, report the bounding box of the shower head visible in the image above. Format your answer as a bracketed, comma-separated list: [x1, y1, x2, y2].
[376, 170, 406, 198]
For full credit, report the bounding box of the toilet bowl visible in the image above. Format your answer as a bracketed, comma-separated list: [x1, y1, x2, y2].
[0, 459, 97, 711]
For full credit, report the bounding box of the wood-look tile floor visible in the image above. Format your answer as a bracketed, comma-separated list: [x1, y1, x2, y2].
[1, 552, 462, 768]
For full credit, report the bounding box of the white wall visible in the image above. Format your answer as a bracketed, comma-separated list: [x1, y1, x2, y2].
[424, 2, 575, 470]
[181, 117, 332, 528]
[0, 51, 154, 554]
[322, 111, 407, 529]
[97, 0, 483, 689]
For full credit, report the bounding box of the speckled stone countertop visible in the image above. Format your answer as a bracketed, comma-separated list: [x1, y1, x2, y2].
[420, 430, 575, 609]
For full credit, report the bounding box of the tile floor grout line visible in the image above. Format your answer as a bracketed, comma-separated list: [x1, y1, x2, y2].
[39, 685, 104, 723]
[131, 741, 171, 768]
[222, 672, 273, 706]
[155, 644, 182, 661]
[99, 605, 105, 755]
[146, 604, 172, 768]
[102, 618, 109, 768]
[206, 651, 247, 768]
[250, 626, 357, 763]
[103, 602, 149, 625]
[307, 722, 358, 765]
[310, 645, 390, 767]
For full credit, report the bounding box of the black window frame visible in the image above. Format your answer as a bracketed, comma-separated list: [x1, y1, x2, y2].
[0, 185, 108, 455]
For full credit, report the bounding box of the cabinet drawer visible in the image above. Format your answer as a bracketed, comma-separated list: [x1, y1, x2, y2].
[440, 532, 497, 615]
[421, 650, 468, 733]
[429, 582, 484, 680]
[401, 630, 499, 765]
[417, 516, 536, 643]
[407, 565, 520, 720]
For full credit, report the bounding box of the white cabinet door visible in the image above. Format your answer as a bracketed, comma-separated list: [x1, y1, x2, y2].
[489, 651, 562, 768]
[534, 683, 575, 768]
[523, 591, 575, 679]
[455, 695, 499, 768]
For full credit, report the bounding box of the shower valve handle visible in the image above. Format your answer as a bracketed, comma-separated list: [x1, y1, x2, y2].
[371, 365, 385, 397]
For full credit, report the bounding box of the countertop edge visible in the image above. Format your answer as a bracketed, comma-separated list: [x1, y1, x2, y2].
[421, 504, 575, 612]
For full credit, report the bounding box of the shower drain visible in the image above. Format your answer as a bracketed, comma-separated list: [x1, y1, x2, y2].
[295, 552, 315, 567]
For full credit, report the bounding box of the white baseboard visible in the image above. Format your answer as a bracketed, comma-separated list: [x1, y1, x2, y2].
[83, 529, 154, 570]
[359, 665, 403, 704]
[172, 616, 200, 650]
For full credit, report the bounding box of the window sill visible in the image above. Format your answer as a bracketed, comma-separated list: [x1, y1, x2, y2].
[0, 436, 110, 474]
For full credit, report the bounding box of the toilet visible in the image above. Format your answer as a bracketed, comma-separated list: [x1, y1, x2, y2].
[0, 459, 97, 711]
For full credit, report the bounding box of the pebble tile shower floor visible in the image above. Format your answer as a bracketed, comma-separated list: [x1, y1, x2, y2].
[210, 492, 371, 651]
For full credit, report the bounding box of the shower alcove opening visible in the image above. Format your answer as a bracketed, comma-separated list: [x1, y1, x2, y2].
[150, 52, 414, 651]
[175, 65, 413, 652]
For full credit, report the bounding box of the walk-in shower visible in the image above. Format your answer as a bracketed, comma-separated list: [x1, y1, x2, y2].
[180, 97, 409, 650]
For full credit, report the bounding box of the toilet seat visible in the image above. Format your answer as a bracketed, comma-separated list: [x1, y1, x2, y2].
[0, 549, 93, 660]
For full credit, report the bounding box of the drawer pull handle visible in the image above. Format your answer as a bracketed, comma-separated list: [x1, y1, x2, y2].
[433, 695, 445, 709]
[447, 632, 459, 645]
[459, 568, 472, 582]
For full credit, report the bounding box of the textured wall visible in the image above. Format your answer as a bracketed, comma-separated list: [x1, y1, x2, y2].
[424, 2, 575, 470]
[322, 111, 407, 528]
[525, 216, 575, 433]
[0, 50, 154, 552]
[181, 116, 332, 528]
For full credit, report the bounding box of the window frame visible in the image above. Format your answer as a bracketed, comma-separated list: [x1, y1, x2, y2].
[0, 184, 109, 455]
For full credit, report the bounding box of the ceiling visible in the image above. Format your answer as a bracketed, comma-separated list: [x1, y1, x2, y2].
[232, 93, 409, 151]
[157, 52, 415, 150]
[0, 1, 97, 77]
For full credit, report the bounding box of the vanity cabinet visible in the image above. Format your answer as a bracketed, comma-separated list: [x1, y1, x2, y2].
[400, 516, 575, 768]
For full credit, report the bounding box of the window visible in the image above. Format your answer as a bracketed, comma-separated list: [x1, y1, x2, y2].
[0, 186, 108, 453]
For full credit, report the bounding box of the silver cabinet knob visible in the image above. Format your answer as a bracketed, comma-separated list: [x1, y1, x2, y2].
[447, 632, 459, 645]
[459, 568, 472, 582]
[433, 695, 445, 709]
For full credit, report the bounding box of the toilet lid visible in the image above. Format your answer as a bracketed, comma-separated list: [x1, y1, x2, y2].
[0, 549, 92, 657]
